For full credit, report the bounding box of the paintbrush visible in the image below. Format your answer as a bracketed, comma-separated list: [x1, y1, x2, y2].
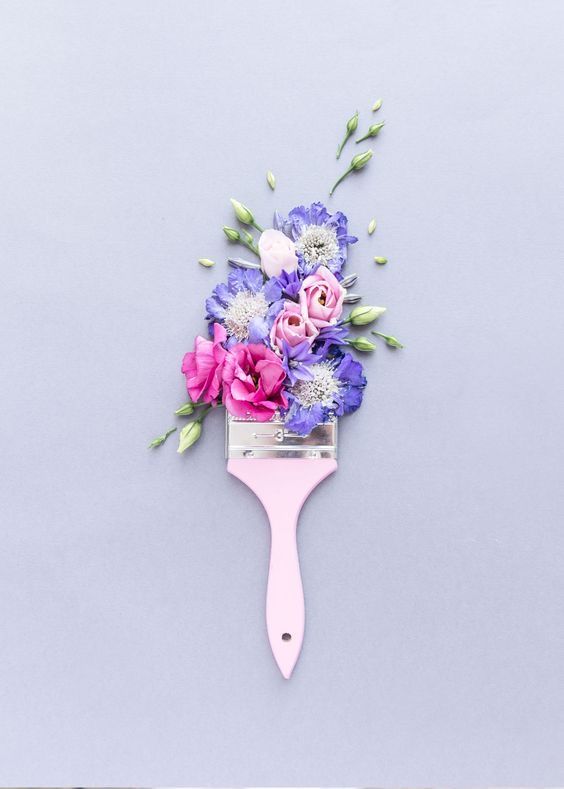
[226, 414, 337, 679]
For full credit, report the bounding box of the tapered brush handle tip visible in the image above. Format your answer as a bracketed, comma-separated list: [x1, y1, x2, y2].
[228, 458, 337, 678]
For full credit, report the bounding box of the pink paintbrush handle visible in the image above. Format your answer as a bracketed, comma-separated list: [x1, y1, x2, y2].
[227, 457, 337, 679]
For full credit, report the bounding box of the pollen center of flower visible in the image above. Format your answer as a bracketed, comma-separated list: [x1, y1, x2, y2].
[224, 291, 269, 341]
[295, 225, 339, 265]
[291, 362, 340, 408]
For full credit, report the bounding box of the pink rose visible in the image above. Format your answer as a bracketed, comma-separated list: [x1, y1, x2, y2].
[258, 228, 298, 278]
[299, 265, 345, 328]
[222, 343, 287, 421]
[270, 300, 319, 353]
[181, 322, 227, 404]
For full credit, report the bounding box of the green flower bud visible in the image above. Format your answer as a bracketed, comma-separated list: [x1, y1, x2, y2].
[368, 218, 377, 235]
[347, 336, 376, 352]
[347, 111, 359, 133]
[374, 256, 388, 265]
[230, 198, 263, 232]
[240, 228, 255, 245]
[356, 122, 385, 143]
[177, 420, 202, 453]
[372, 98, 383, 112]
[351, 149, 373, 170]
[347, 305, 387, 326]
[336, 110, 359, 159]
[148, 427, 176, 449]
[330, 149, 373, 195]
[198, 258, 215, 268]
[372, 331, 404, 349]
[266, 170, 276, 190]
[223, 226, 240, 242]
[230, 198, 254, 225]
[175, 402, 194, 416]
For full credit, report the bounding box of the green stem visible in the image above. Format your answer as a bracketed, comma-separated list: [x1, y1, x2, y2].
[329, 167, 353, 196]
[336, 133, 351, 160]
[243, 239, 260, 257]
[251, 220, 264, 233]
[356, 133, 370, 143]
[196, 405, 212, 423]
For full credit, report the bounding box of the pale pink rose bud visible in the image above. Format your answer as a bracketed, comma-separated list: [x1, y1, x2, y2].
[270, 300, 319, 354]
[258, 228, 298, 278]
[299, 265, 346, 328]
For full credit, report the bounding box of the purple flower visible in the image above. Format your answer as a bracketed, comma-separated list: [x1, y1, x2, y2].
[280, 339, 322, 386]
[205, 268, 283, 347]
[312, 322, 350, 356]
[274, 201, 357, 276]
[267, 269, 302, 300]
[283, 352, 366, 435]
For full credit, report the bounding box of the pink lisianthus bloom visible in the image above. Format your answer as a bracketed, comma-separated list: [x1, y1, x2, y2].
[299, 265, 345, 328]
[258, 228, 298, 278]
[270, 300, 319, 354]
[222, 343, 288, 421]
[181, 322, 227, 404]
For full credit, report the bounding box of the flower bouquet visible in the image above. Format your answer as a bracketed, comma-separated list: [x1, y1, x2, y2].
[151, 103, 402, 677]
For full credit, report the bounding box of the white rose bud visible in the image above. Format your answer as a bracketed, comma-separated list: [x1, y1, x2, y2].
[258, 228, 299, 278]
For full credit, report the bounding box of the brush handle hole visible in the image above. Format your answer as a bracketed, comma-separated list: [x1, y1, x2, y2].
[282, 632, 292, 641]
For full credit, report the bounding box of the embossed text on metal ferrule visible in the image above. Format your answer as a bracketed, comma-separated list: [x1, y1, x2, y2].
[225, 415, 338, 459]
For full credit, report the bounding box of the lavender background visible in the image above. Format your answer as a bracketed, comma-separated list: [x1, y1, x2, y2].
[1, 0, 564, 785]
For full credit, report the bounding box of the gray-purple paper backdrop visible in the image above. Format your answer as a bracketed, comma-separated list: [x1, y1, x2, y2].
[1, 0, 564, 784]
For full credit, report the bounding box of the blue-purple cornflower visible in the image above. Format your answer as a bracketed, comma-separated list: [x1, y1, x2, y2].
[280, 339, 322, 386]
[274, 201, 357, 276]
[283, 352, 366, 435]
[205, 268, 283, 347]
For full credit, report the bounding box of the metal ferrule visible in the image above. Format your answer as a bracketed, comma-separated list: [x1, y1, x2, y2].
[226, 414, 338, 459]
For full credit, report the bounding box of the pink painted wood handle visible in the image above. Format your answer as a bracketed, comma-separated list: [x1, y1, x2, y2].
[227, 458, 337, 679]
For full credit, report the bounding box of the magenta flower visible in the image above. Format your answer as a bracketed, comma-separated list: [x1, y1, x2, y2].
[181, 322, 227, 404]
[222, 343, 288, 421]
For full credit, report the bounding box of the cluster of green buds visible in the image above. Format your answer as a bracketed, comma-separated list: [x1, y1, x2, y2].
[343, 305, 390, 353]
[223, 225, 259, 256]
[330, 150, 373, 196]
[336, 110, 359, 160]
[149, 401, 218, 452]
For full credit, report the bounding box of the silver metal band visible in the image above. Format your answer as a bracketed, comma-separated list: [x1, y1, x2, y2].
[226, 414, 338, 459]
